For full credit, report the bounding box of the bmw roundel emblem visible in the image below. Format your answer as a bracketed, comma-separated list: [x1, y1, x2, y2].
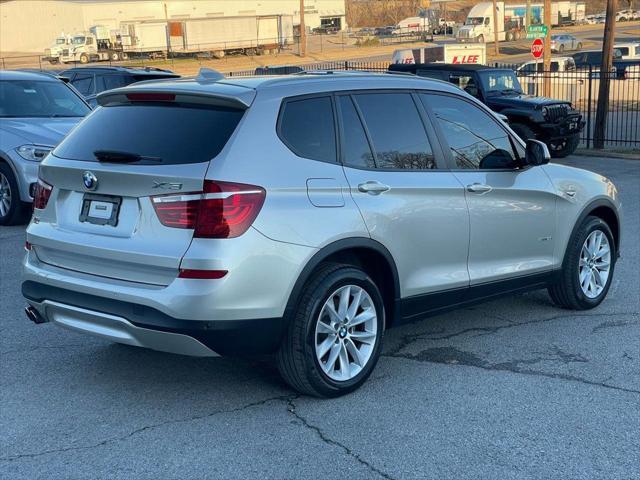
[83, 171, 98, 191]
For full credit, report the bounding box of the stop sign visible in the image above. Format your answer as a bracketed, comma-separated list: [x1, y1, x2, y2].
[531, 38, 544, 58]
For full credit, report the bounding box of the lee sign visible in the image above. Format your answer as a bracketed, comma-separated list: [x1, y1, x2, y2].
[452, 55, 481, 64]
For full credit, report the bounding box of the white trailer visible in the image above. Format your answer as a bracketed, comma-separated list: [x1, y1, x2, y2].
[120, 23, 167, 54]
[122, 15, 293, 59]
[392, 44, 487, 65]
[395, 16, 430, 34]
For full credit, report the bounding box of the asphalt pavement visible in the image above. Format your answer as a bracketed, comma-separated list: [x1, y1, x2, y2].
[1, 155, 639, 479]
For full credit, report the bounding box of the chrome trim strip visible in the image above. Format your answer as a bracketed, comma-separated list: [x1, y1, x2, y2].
[151, 190, 263, 203]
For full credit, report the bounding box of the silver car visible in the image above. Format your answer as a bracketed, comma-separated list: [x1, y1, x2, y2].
[0, 70, 90, 225]
[22, 72, 621, 397]
[550, 34, 582, 53]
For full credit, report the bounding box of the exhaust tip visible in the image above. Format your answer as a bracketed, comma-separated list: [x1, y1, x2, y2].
[25, 306, 47, 324]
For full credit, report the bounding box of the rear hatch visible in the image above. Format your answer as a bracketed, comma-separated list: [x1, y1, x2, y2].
[30, 88, 249, 286]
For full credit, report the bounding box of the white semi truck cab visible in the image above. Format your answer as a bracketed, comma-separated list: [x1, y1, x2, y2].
[43, 36, 71, 64]
[457, 2, 505, 43]
[58, 26, 126, 64]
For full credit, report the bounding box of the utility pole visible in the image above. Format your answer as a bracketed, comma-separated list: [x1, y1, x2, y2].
[299, 0, 306, 57]
[594, 0, 618, 149]
[543, 0, 552, 96]
[163, 2, 171, 59]
[492, 0, 500, 55]
[525, 0, 531, 28]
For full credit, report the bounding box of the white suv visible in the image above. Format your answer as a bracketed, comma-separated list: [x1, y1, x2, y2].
[23, 71, 621, 397]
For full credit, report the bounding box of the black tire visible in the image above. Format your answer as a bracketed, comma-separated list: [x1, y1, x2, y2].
[477, 34, 484, 43]
[511, 122, 537, 142]
[559, 44, 565, 53]
[79, 53, 89, 64]
[110, 51, 120, 61]
[549, 216, 616, 310]
[549, 134, 580, 158]
[121, 52, 129, 60]
[506, 31, 514, 41]
[0, 163, 31, 226]
[277, 263, 385, 397]
[577, 42, 582, 50]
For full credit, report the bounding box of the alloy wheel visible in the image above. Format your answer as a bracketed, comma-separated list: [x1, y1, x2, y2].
[0, 172, 12, 218]
[579, 230, 611, 299]
[314, 285, 378, 382]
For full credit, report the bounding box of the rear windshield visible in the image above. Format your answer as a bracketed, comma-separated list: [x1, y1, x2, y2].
[53, 103, 244, 165]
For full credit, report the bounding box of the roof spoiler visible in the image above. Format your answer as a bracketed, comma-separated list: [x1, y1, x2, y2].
[97, 89, 252, 109]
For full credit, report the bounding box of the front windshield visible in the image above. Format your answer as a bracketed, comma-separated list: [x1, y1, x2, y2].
[72, 36, 85, 45]
[465, 17, 484, 26]
[478, 70, 523, 95]
[0, 80, 90, 118]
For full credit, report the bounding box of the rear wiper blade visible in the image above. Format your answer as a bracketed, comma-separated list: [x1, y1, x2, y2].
[93, 150, 161, 163]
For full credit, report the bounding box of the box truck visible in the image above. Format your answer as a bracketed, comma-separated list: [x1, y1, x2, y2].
[392, 44, 487, 65]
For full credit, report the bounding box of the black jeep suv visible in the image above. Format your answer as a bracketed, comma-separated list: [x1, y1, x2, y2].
[390, 63, 584, 157]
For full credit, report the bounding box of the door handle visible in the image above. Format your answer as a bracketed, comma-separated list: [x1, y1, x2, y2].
[358, 181, 390, 195]
[466, 183, 492, 194]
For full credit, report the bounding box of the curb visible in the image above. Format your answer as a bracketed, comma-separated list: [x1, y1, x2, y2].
[574, 149, 640, 160]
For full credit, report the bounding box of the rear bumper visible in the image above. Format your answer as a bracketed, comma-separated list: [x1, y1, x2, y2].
[23, 281, 285, 355]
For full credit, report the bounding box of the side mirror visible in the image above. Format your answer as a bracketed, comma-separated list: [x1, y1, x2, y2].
[525, 139, 550, 166]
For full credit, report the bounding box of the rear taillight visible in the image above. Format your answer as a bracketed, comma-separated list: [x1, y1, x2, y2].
[32, 179, 52, 210]
[152, 180, 266, 239]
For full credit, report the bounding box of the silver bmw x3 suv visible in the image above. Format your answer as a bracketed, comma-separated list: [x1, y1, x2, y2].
[23, 71, 621, 397]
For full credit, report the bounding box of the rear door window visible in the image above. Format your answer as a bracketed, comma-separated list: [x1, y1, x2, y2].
[71, 74, 94, 95]
[353, 92, 436, 170]
[278, 96, 336, 162]
[53, 104, 245, 165]
[100, 74, 132, 92]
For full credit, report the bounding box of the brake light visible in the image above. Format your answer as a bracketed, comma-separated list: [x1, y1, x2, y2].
[32, 179, 52, 210]
[126, 93, 176, 102]
[152, 180, 266, 238]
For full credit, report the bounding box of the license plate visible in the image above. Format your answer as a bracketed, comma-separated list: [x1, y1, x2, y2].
[79, 194, 122, 226]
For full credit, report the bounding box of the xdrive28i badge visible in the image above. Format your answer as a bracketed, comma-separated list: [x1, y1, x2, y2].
[82, 171, 98, 191]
